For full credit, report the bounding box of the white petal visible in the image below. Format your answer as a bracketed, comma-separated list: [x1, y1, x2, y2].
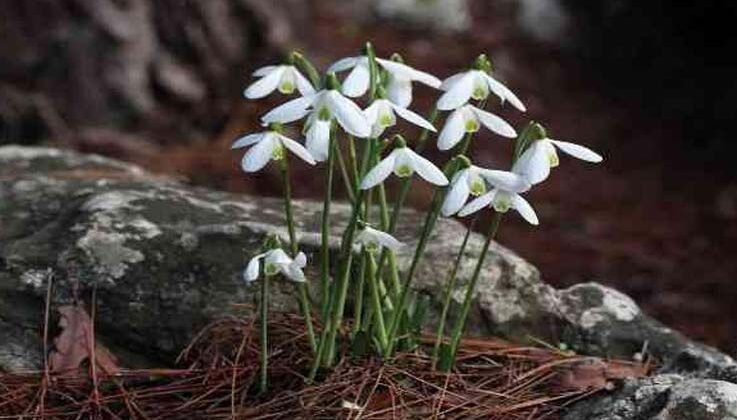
[437, 109, 465, 151]
[549, 139, 603, 163]
[406, 148, 448, 186]
[436, 72, 475, 110]
[252, 65, 278, 77]
[244, 255, 263, 282]
[244, 67, 285, 99]
[261, 95, 315, 124]
[232, 133, 264, 149]
[458, 191, 496, 217]
[242, 134, 277, 172]
[305, 119, 331, 162]
[294, 251, 307, 268]
[390, 103, 436, 132]
[441, 170, 471, 217]
[266, 248, 292, 266]
[327, 91, 371, 138]
[285, 266, 306, 282]
[360, 152, 397, 189]
[387, 76, 413, 107]
[371, 228, 404, 251]
[472, 107, 517, 138]
[376, 58, 441, 88]
[363, 101, 381, 126]
[479, 169, 531, 193]
[328, 56, 360, 73]
[292, 68, 316, 96]
[341, 63, 371, 97]
[440, 73, 466, 90]
[279, 135, 316, 165]
[512, 194, 539, 225]
[483, 73, 526, 112]
[512, 142, 550, 185]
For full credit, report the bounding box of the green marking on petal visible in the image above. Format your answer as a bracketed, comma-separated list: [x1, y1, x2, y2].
[548, 149, 560, 167]
[493, 193, 512, 213]
[471, 81, 489, 100]
[271, 144, 285, 161]
[278, 81, 295, 94]
[379, 112, 393, 127]
[465, 119, 480, 133]
[394, 164, 413, 178]
[264, 263, 279, 276]
[470, 179, 486, 196]
[318, 106, 331, 121]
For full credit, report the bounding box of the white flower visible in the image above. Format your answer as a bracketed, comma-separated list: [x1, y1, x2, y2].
[232, 130, 316, 172]
[360, 146, 449, 189]
[364, 98, 436, 137]
[441, 166, 531, 217]
[437, 104, 516, 151]
[261, 87, 371, 161]
[354, 226, 403, 252]
[512, 138, 603, 185]
[437, 69, 526, 112]
[244, 249, 308, 283]
[244, 65, 315, 99]
[457, 172, 538, 225]
[328, 56, 441, 106]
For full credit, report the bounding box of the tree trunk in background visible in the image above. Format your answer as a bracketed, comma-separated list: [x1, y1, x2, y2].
[0, 0, 306, 151]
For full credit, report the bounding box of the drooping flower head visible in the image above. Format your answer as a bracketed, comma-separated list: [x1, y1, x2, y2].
[441, 156, 531, 217]
[244, 55, 315, 99]
[232, 123, 316, 172]
[457, 166, 538, 225]
[328, 45, 441, 107]
[244, 248, 308, 283]
[512, 123, 603, 185]
[364, 87, 436, 137]
[354, 224, 404, 253]
[437, 54, 526, 112]
[261, 73, 371, 161]
[361, 135, 449, 190]
[438, 104, 516, 151]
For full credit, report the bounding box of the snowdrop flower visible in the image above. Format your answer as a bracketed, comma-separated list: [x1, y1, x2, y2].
[441, 160, 532, 217]
[364, 97, 436, 137]
[328, 52, 441, 106]
[437, 104, 516, 151]
[360, 137, 449, 189]
[261, 73, 371, 161]
[354, 225, 403, 252]
[457, 170, 538, 225]
[244, 248, 308, 283]
[232, 127, 316, 172]
[513, 134, 603, 186]
[437, 55, 526, 112]
[244, 64, 315, 99]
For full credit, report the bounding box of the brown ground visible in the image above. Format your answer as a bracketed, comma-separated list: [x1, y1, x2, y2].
[80, 2, 737, 355]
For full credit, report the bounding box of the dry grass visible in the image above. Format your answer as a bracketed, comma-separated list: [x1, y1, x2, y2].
[0, 314, 649, 419]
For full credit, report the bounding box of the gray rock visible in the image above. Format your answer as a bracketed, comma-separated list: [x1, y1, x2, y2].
[564, 375, 737, 420]
[0, 146, 734, 412]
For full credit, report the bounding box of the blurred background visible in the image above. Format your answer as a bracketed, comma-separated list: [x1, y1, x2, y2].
[2, 0, 736, 355]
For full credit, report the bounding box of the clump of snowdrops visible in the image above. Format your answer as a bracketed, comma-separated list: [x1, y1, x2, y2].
[233, 43, 602, 391]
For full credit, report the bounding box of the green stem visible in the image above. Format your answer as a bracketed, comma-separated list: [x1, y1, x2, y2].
[350, 253, 368, 338]
[444, 213, 503, 370]
[336, 140, 356, 203]
[259, 274, 269, 393]
[366, 251, 389, 353]
[431, 217, 476, 369]
[319, 130, 337, 319]
[280, 157, 317, 354]
[347, 135, 360, 190]
[292, 52, 321, 89]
